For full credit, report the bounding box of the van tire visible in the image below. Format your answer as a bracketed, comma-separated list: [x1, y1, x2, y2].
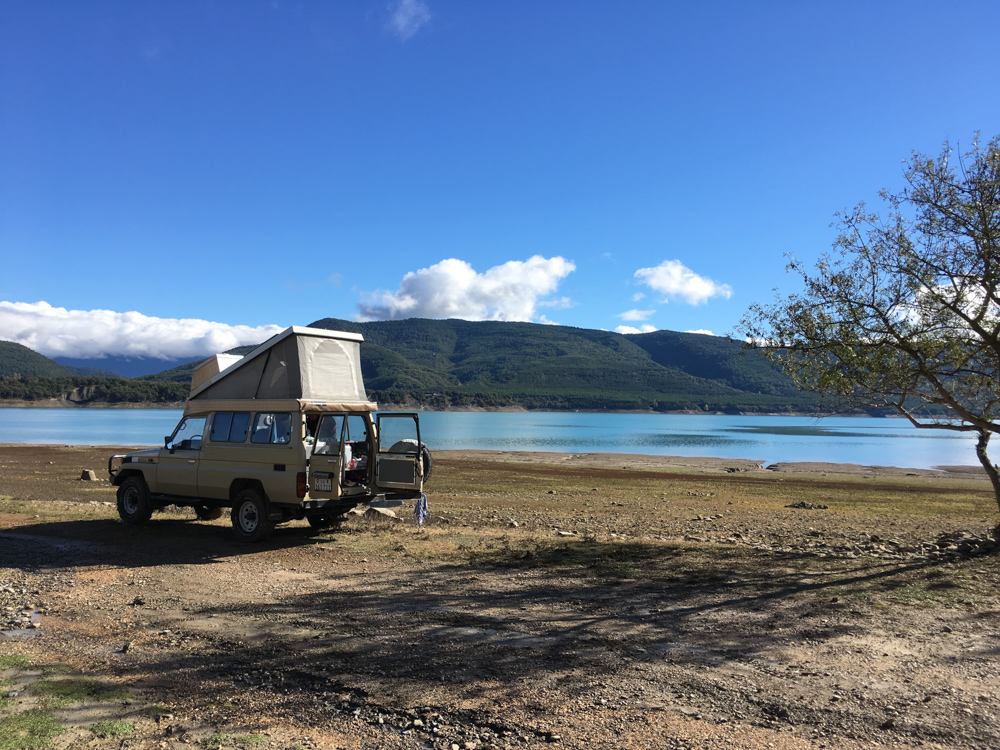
[420, 443, 433, 482]
[231, 489, 274, 542]
[195, 505, 224, 521]
[117, 476, 153, 525]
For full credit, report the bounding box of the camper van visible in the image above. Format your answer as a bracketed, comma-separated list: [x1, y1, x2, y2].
[107, 326, 430, 541]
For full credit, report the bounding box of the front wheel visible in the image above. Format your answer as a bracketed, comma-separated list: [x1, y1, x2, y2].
[117, 476, 153, 525]
[231, 489, 274, 542]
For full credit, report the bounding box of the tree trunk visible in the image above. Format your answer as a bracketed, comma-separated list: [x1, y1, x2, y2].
[973, 429, 1000, 534]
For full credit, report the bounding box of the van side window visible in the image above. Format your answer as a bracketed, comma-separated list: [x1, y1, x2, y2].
[251, 413, 292, 444]
[231, 412, 251, 441]
[210, 412, 250, 443]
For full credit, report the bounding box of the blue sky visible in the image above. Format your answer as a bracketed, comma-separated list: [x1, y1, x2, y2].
[2, 0, 998, 360]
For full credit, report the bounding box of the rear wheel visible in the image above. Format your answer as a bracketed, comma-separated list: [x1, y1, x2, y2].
[195, 505, 224, 521]
[231, 489, 274, 542]
[117, 476, 153, 525]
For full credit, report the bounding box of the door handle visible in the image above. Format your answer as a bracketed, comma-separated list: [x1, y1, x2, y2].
[188, 460, 196, 464]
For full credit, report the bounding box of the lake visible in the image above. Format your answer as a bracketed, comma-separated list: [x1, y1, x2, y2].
[0, 407, 981, 470]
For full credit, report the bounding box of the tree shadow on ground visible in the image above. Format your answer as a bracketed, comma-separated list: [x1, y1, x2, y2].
[104, 542, 998, 748]
[114, 542, 942, 707]
[5, 519, 996, 748]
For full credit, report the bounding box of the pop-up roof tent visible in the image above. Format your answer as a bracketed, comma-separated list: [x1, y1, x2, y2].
[183, 326, 376, 417]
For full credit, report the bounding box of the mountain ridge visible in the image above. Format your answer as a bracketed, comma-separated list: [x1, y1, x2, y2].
[1, 320, 820, 412]
[307, 318, 818, 412]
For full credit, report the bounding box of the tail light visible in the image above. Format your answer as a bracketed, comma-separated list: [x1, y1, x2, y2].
[297, 472, 308, 498]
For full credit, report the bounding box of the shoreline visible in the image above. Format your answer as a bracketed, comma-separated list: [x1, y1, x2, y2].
[0, 399, 187, 409]
[0, 399, 876, 418]
[0, 443, 988, 482]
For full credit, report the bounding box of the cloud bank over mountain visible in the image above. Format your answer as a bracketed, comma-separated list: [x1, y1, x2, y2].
[0, 301, 284, 360]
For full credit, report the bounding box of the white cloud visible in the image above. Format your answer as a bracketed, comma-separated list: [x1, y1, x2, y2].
[617, 309, 655, 322]
[0, 301, 284, 359]
[615, 324, 657, 334]
[538, 296, 575, 309]
[387, 0, 431, 40]
[631, 292, 645, 302]
[634, 260, 732, 305]
[356, 256, 576, 322]
[684, 329, 716, 336]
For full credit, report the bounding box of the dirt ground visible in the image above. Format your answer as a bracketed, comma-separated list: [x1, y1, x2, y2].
[1, 444, 999, 750]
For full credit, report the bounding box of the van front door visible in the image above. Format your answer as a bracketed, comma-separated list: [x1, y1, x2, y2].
[157, 416, 206, 497]
[374, 413, 423, 493]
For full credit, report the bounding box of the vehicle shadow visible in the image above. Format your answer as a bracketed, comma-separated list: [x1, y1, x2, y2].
[0, 516, 325, 568]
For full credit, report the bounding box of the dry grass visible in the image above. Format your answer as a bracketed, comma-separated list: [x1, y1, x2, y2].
[2, 446, 997, 610]
[2, 447, 999, 750]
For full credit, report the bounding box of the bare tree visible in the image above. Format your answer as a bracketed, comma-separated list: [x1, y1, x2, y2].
[742, 134, 1000, 520]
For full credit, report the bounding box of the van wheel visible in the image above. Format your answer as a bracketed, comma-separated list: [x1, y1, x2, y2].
[420, 444, 433, 482]
[231, 489, 274, 542]
[195, 505, 224, 521]
[117, 476, 153, 525]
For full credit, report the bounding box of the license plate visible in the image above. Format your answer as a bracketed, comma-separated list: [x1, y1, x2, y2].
[313, 475, 332, 492]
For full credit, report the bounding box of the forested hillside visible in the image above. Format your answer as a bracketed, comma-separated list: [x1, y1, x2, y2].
[0, 341, 72, 377]
[2, 320, 821, 411]
[629, 330, 803, 396]
[309, 318, 820, 412]
[0, 341, 188, 402]
[0, 375, 189, 403]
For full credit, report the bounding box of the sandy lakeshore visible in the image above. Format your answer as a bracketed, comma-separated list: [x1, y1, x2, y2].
[1, 444, 998, 750]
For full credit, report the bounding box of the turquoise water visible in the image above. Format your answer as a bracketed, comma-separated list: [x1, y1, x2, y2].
[0, 407, 980, 470]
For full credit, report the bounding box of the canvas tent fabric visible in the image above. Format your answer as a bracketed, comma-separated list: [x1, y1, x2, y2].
[191, 354, 244, 391]
[183, 326, 376, 416]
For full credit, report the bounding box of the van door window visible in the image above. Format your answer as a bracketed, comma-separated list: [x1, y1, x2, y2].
[343, 415, 370, 484]
[250, 413, 292, 444]
[167, 417, 207, 451]
[311, 415, 342, 456]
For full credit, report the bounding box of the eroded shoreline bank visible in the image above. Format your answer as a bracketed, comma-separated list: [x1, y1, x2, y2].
[0, 443, 989, 482]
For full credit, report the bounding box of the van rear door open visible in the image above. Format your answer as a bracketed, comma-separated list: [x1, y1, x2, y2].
[308, 413, 344, 499]
[374, 413, 423, 492]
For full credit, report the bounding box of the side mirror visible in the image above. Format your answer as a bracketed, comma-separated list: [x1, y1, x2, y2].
[165, 437, 174, 452]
